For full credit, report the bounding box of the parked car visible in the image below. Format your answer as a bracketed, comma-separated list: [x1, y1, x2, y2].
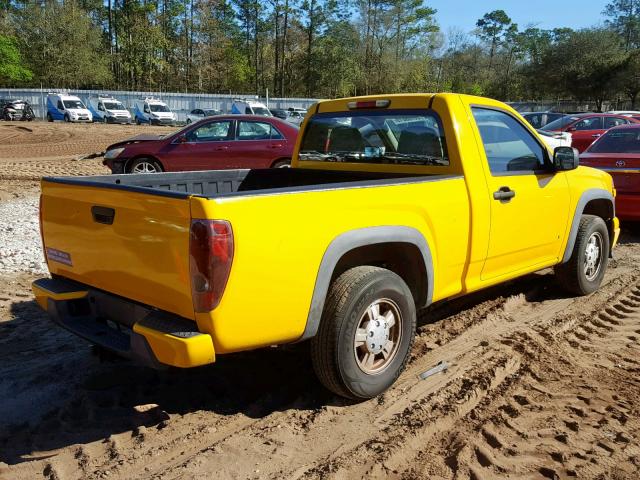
[87, 95, 132, 124]
[536, 129, 572, 150]
[286, 110, 305, 125]
[46, 93, 93, 122]
[186, 108, 222, 124]
[35, 93, 618, 400]
[269, 108, 288, 120]
[2, 99, 35, 121]
[133, 97, 176, 126]
[580, 123, 640, 220]
[521, 111, 565, 129]
[541, 113, 640, 152]
[103, 114, 298, 173]
[231, 99, 272, 116]
[606, 110, 640, 117]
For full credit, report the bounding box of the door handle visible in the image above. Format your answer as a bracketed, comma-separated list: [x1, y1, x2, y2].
[268, 143, 283, 149]
[493, 186, 516, 202]
[215, 146, 229, 151]
[591, 133, 601, 138]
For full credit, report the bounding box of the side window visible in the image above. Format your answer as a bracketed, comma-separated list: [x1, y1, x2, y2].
[472, 107, 546, 174]
[574, 117, 603, 130]
[237, 121, 272, 140]
[144, 104, 150, 113]
[604, 117, 628, 129]
[186, 121, 232, 142]
[245, 107, 252, 114]
[270, 125, 284, 140]
[57, 100, 64, 110]
[526, 114, 542, 128]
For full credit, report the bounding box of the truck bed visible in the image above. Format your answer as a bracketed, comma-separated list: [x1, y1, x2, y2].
[44, 168, 439, 198]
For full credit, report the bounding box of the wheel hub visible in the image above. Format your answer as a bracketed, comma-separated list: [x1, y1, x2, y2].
[364, 317, 390, 355]
[353, 299, 402, 374]
[584, 232, 602, 281]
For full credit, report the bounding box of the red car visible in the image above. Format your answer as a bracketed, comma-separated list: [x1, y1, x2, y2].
[541, 113, 640, 153]
[580, 123, 640, 220]
[103, 115, 299, 174]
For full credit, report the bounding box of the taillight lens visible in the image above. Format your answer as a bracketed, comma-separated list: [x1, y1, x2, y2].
[189, 219, 234, 312]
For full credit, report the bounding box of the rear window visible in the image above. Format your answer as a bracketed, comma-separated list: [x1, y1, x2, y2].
[298, 109, 449, 166]
[589, 129, 640, 153]
[541, 115, 580, 131]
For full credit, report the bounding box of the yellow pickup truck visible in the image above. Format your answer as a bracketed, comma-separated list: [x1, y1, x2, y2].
[33, 93, 619, 400]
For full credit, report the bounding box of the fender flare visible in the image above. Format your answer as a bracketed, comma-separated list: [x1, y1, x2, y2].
[298, 226, 434, 341]
[561, 188, 614, 263]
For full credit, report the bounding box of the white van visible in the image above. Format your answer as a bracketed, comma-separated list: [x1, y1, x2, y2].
[46, 93, 93, 123]
[133, 97, 176, 126]
[231, 99, 272, 116]
[87, 95, 132, 124]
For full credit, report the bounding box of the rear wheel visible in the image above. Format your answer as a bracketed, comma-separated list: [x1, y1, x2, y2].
[129, 158, 162, 174]
[272, 159, 290, 168]
[311, 266, 416, 400]
[555, 214, 609, 295]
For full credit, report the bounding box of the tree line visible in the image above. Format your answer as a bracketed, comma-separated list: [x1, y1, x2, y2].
[0, 0, 639, 108]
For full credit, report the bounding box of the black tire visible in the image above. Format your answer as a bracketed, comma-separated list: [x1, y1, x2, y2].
[47, 113, 53, 122]
[186, 118, 192, 124]
[64, 114, 70, 123]
[555, 214, 609, 295]
[311, 266, 416, 400]
[272, 159, 290, 168]
[128, 158, 162, 174]
[135, 117, 141, 125]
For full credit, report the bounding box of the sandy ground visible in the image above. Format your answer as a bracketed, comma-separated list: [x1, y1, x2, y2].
[1, 122, 640, 480]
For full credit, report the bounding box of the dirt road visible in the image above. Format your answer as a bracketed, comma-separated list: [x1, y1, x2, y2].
[1, 122, 639, 480]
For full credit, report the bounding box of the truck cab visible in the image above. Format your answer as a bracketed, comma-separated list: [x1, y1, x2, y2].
[87, 95, 132, 124]
[133, 97, 176, 126]
[46, 93, 92, 123]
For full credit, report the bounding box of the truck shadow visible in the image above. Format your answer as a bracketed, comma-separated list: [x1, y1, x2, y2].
[0, 299, 332, 465]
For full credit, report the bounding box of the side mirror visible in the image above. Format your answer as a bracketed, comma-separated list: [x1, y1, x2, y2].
[567, 126, 576, 132]
[177, 134, 188, 143]
[554, 146, 579, 171]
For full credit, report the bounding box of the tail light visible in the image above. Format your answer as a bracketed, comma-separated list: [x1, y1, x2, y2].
[189, 219, 234, 312]
[347, 99, 390, 109]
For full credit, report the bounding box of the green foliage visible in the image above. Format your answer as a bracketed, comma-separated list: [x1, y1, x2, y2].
[0, 34, 32, 84]
[16, 0, 110, 88]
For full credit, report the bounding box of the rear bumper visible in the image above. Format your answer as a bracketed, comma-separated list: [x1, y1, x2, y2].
[32, 278, 215, 368]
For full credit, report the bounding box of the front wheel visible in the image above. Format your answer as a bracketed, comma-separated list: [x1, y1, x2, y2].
[555, 214, 609, 295]
[272, 159, 290, 168]
[64, 114, 70, 123]
[47, 113, 53, 122]
[311, 266, 416, 400]
[129, 158, 162, 174]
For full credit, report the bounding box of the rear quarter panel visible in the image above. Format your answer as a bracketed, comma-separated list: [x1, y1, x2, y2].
[190, 177, 471, 354]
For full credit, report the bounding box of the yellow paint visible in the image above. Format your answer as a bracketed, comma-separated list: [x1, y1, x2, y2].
[31, 281, 87, 310]
[36, 93, 619, 366]
[133, 323, 215, 367]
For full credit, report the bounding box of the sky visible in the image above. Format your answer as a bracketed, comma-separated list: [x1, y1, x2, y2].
[428, 0, 608, 34]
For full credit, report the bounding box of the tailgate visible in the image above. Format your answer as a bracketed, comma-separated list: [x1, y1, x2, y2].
[40, 179, 195, 320]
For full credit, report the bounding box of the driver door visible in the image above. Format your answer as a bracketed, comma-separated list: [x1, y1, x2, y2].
[471, 107, 571, 281]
